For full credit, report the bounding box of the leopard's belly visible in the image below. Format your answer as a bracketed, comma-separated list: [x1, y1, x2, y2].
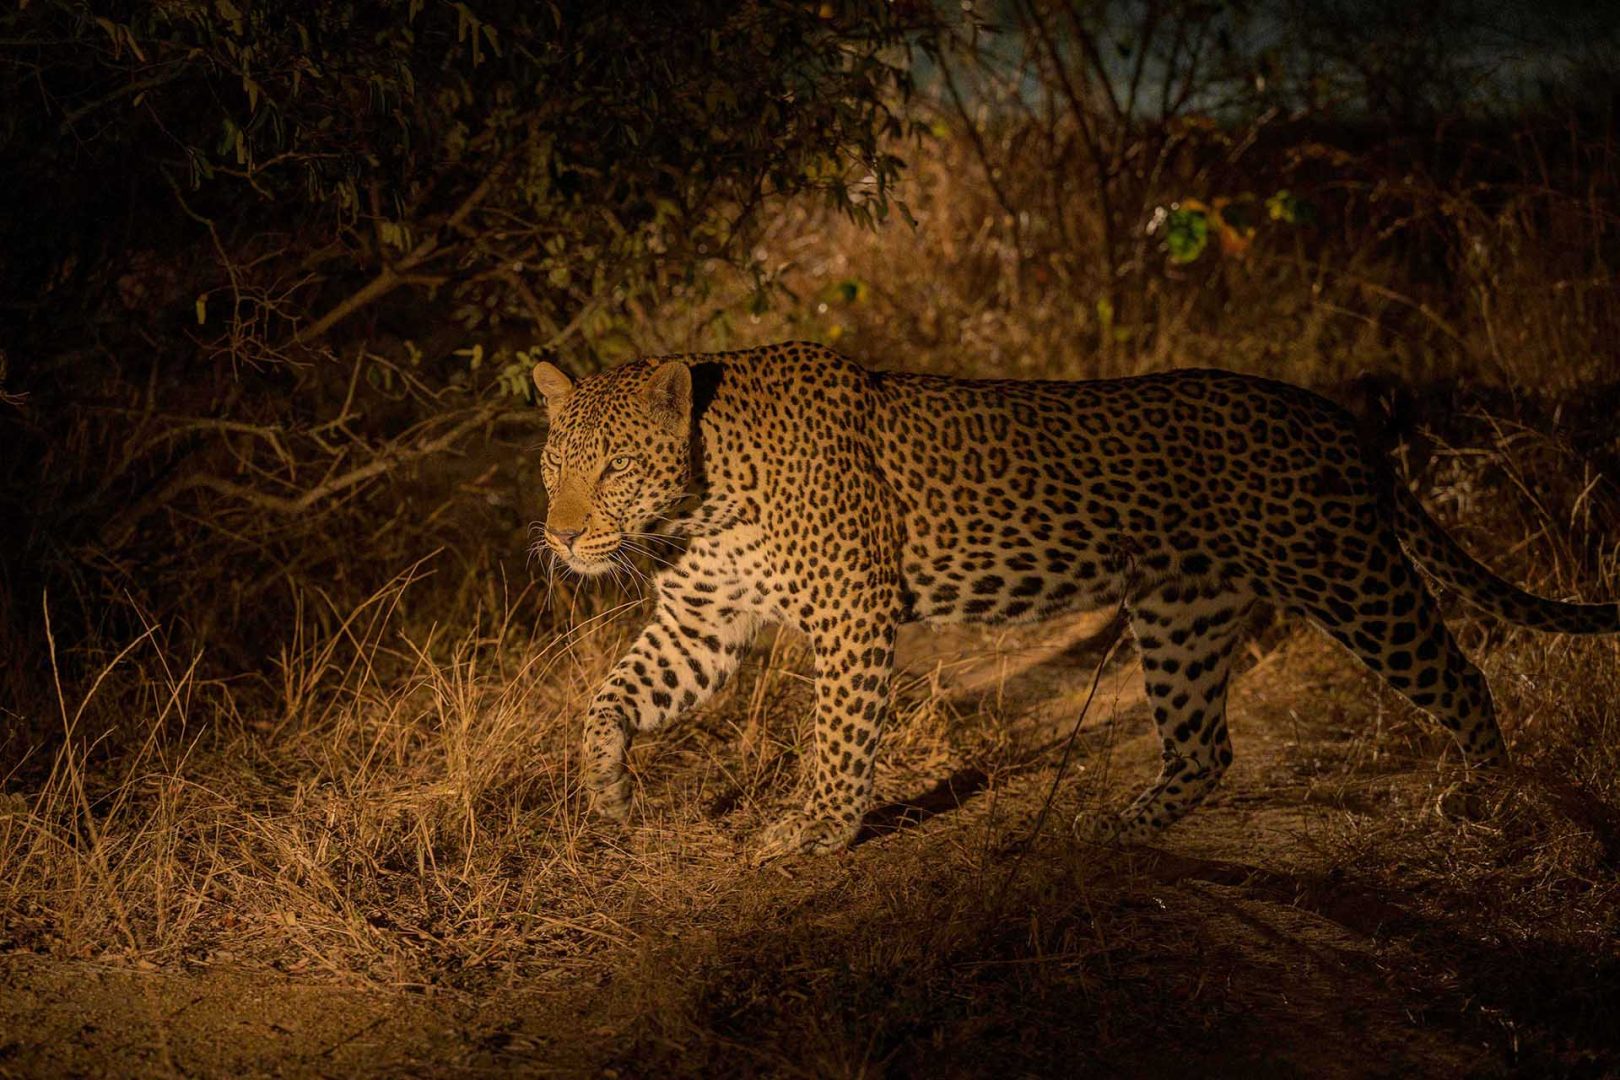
[898, 522, 1123, 625]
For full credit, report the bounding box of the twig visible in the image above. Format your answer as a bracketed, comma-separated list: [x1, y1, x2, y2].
[987, 604, 1129, 919]
[940, 52, 1024, 265]
[58, 69, 185, 133]
[163, 168, 245, 357]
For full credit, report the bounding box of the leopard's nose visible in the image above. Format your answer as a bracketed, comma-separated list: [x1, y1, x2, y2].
[547, 526, 583, 550]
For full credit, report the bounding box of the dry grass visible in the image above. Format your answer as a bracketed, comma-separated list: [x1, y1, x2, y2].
[4, 120, 1620, 1074]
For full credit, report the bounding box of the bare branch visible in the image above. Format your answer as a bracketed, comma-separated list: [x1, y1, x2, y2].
[294, 154, 516, 347]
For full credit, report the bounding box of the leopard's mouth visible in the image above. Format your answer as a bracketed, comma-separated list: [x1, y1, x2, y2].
[551, 535, 623, 576]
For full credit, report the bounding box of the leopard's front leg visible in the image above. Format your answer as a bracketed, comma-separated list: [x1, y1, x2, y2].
[754, 612, 898, 860]
[582, 596, 759, 820]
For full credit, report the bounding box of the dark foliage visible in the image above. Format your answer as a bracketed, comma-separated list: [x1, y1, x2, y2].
[0, 0, 932, 676]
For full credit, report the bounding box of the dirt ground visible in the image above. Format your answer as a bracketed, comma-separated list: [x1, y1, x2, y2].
[3, 610, 1616, 1078]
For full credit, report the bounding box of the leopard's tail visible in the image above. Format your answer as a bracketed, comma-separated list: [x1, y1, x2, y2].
[1393, 484, 1620, 635]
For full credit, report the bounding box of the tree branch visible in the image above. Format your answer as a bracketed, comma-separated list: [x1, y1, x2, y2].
[294, 155, 515, 347]
[97, 405, 500, 549]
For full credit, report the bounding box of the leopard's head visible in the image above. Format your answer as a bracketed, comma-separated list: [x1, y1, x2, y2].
[531, 358, 693, 575]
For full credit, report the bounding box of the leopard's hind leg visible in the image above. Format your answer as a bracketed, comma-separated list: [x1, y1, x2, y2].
[1104, 578, 1255, 844]
[1274, 534, 1505, 769]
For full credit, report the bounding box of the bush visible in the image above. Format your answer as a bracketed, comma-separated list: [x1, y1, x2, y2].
[0, 0, 934, 679]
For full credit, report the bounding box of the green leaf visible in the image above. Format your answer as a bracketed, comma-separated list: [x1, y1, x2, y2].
[1266, 190, 1316, 226]
[832, 278, 867, 304]
[1164, 208, 1210, 264]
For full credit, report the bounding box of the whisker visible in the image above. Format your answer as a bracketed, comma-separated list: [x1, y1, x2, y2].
[609, 557, 646, 604]
[619, 541, 678, 571]
[613, 552, 652, 601]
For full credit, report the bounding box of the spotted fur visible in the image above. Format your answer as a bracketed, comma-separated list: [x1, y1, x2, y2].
[532, 343, 1620, 856]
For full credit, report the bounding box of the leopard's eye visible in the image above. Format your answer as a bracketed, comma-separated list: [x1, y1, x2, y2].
[608, 455, 634, 471]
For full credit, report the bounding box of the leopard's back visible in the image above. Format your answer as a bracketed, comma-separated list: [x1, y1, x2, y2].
[867, 367, 1375, 625]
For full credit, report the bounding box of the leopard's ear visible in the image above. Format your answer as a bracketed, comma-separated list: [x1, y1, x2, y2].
[531, 362, 574, 412]
[645, 361, 692, 434]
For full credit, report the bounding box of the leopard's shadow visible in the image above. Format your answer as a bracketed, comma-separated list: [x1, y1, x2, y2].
[851, 620, 1130, 847]
[853, 766, 991, 845]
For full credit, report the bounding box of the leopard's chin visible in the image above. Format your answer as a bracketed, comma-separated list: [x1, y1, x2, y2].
[563, 554, 618, 576]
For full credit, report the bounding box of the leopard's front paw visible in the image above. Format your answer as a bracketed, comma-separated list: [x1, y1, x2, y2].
[750, 809, 857, 864]
[1075, 809, 1158, 847]
[1435, 773, 1499, 824]
[584, 771, 632, 823]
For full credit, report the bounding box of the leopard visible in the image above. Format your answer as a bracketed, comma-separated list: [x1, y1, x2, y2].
[530, 342, 1619, 860]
